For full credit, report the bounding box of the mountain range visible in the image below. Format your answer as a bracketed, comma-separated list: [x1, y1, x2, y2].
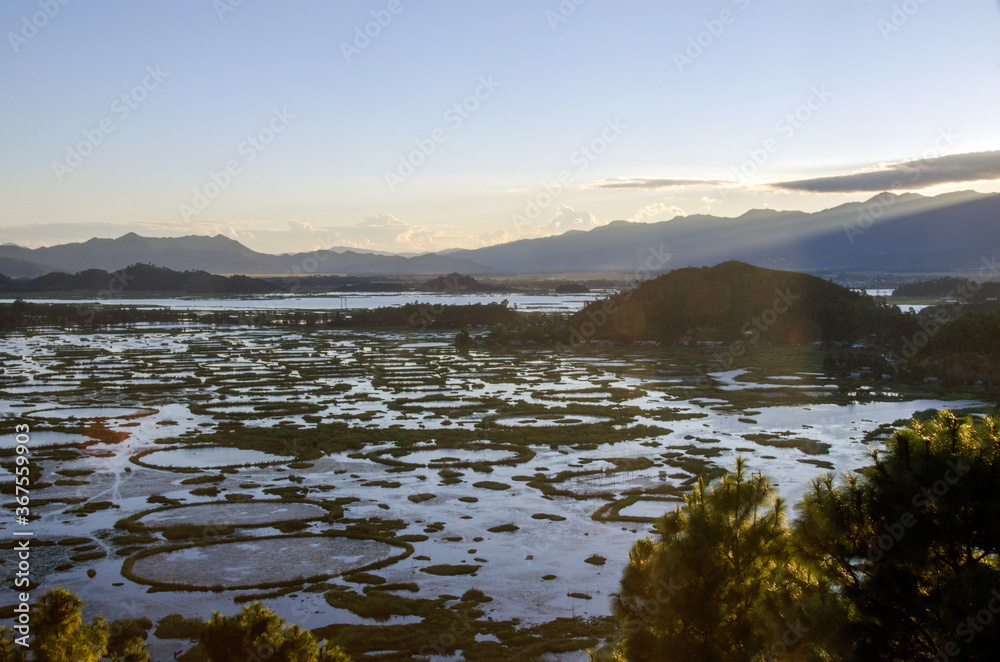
[450, 190, 1000, 275]
[2, 191, 997, 278]
[0, 233, 486, 278]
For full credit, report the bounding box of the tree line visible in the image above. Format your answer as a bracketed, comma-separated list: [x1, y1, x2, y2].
[0, 592, 350, 662]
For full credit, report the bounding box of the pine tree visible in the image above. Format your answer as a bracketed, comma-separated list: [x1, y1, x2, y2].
[32, 588, 109, 662]
[795, 411, 1000, 661]
[605, 458, 804, 661]
[0, 629, 28, 662]
[200, 602, 351, 662]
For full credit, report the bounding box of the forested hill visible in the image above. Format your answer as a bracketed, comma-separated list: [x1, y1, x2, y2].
[0, 263, 279, 295]
[569, 261, 913, 344]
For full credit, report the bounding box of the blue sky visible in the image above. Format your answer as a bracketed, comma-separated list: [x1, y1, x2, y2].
[1, 0, 999, 253]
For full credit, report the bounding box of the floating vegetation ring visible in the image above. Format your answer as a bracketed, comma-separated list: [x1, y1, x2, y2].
[131, 445, 295, 471]
[591, 494, 683, 523]
[391, 397, 491, 412]
[530, 386, 645, 403]
[122, 532, 412, 592]
[491, 414, 614, 427]
[190, 400, 323, 419]
[479, 401, 643, 429]
[133, 499, 334, 530]
[26, 406, 157, 421]
[367, 442, 534, 469]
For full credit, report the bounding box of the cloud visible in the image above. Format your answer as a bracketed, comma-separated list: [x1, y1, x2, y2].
[590, 177, 734, 190]
[771, 150, 1000, 193]
[357, 213, 408, 228]
[629, 202, 684, 223]
[544, 206, 606, 233]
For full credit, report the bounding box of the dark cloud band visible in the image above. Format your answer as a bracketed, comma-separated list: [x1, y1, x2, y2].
[591, 177, 733, 190]
[771, 150, 1000, 193]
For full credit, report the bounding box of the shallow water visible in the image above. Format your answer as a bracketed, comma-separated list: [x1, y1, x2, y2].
[140, 446, 294, 468]
[140, 501, 327, 526]
[0, 326, 988, 659]
[130, 536, 398, 588]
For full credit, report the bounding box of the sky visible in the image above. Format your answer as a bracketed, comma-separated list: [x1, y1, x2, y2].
[1, 0, 1000, 254]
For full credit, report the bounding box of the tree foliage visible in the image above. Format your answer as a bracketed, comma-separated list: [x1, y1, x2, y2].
[32, 588, 111, 662]
[604, 411, 1000, 662]
[606, 458, 812, 661]
[200, 602, 350, 662]
[796, 410, 1000, 661]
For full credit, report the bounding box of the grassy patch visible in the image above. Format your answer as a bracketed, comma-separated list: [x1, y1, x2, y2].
[531, 513, 567, 522]
[420, 564, 480, 577]
[473, 481, 510, 491]
[344, 572, 387, 585]
[154, 614, 204, 640]
[487, 523, 519, 533]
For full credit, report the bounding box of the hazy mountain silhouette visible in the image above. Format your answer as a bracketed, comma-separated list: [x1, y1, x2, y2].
[2, 191, 996, 277]
[451, 190, 999, 274]
[0, 232, 489, 276]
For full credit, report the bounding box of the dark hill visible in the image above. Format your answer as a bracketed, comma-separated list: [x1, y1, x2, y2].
[418, 273, 485, 293]
[569, 261, 913, 345]
[1, 264, 280, 295]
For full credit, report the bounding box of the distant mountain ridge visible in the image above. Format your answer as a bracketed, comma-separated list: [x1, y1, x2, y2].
[451, 190, 1000, 274]
[2, 191, 997, 277]
[0, 232, 489, 277]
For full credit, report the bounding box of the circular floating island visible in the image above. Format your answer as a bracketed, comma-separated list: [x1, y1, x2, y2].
[124, 533, 410, 591]
[133, 445, 293, 470]
[28, 406, 156, 420]
[369, 443, 533, 469]
[28, 431, 97, 447]
[138, 501, 328, 528]
[493, 414, 612, 427]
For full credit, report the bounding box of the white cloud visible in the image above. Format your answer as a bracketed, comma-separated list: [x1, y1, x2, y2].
[545, 206, 606, 233]
[628, 202, 684, 223]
